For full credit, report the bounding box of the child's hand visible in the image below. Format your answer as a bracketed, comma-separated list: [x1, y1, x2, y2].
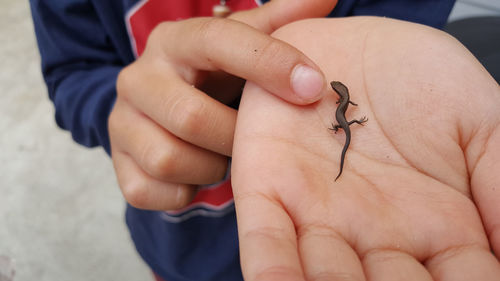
[232, 17, 500, 280]
[108, 1, 336, 210]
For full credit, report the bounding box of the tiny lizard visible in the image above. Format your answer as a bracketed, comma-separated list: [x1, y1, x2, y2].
[330, 81, 368, 181]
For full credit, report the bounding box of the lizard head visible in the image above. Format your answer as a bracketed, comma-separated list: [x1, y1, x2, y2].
[330, 81, 349, 98]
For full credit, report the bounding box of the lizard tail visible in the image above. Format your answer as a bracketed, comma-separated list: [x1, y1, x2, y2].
[335, 132, 350, 181]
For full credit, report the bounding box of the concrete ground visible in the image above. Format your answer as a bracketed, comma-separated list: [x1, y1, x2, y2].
[0, 1, 498, 281]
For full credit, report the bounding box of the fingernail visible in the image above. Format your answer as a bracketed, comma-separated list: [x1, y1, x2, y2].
[291, 64, 324, 102]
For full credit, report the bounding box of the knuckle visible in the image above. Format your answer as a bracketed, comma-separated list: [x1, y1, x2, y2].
[148, 21, 165, 42]
[121, 179, 150, 209]
[107, 106, 118, 131]
[141, 143, 178, 180]
[146, 21, 172, 49]
[107, 114, 119, 141]
[107, 100, 126, 142]
[115, 68, 128, 97]
[197, 18, 226, 43]
[116, 66, 135, 99]
[172, 96, 205, 137]
[195, 18, 228, 61]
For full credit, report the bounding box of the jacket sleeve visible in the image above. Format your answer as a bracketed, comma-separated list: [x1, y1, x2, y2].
[29, 0, 127, 154]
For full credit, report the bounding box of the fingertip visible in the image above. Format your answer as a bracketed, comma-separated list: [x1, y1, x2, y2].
[290, 64, 325, 104]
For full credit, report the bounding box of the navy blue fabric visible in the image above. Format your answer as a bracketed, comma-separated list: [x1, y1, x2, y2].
[330, 0, 455, 28]
[29, 0, 134, 153]
[126, 206, 242, 281]
[29, 1, 455, 280]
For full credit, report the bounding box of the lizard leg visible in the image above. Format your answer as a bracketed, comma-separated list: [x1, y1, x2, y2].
[329, 123, 340, 133]
[348, 116, 368, 126]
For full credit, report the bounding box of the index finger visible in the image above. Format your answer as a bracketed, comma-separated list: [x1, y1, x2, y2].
[229, 0, 337, 33]
[149, 17, 325, 104]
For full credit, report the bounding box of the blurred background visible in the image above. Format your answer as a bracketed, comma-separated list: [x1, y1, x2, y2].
[0, 1, 150, 281]
[0, 1, 499, 281]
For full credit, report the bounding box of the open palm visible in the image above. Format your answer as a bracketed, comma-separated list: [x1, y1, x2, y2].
[232, 17, 500, 281]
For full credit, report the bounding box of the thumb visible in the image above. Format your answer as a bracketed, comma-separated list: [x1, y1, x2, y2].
[229, 0, 337, 33]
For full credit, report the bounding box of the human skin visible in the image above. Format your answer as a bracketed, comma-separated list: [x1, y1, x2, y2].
[108, 0, 337, 210]
[232, 17, 500, 280]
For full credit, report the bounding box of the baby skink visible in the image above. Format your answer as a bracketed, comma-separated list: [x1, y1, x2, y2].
[330, 81, 368, 181]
